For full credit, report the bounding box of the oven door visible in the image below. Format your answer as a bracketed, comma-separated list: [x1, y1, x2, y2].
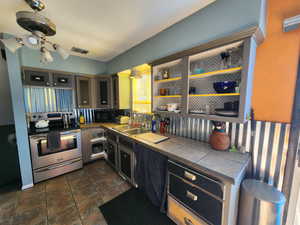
[38, 134, 77, 156]
[30, 131, 82, 169]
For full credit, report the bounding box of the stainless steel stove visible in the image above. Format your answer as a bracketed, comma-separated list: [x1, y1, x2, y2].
[28, 112, 83, 183]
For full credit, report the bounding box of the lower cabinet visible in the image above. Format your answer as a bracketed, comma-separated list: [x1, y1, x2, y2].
[168, 196, 208, 225]
[106, 139, 118, 170]
[119, 145, 132, 179]
[118, 142, 136, 186]
[168, 160, 224, 225]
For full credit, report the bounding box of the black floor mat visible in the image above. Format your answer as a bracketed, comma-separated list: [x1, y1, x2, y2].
[99, 188, 175, 225]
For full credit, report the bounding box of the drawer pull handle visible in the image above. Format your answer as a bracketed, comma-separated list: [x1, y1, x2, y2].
[184, 217, 194, 225]
[184, 171, 196, 181]
[186, 191, 198, 201]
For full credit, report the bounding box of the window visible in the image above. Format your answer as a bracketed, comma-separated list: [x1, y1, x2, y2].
[24, 87, 74, 113]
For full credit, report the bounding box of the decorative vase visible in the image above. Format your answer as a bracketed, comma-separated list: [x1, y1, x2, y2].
[209, 121, 230, 151]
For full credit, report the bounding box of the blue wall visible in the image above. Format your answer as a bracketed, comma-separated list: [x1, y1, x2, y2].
[20, 47, 107, 75]
[107, 0, 266, 74]
[4, 42, 34, 189]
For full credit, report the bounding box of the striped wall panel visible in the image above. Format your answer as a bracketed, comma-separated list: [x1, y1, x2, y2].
[162, 116, 291, 191]
[74, 108, 291, 191]
[74, 108, 95, 123]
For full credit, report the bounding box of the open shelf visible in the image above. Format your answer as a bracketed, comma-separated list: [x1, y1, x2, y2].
[189, 67, 242, 80]
[154, 95, 182, 98]
[189, 93, 240, 97]
[154, 77, 182, 83]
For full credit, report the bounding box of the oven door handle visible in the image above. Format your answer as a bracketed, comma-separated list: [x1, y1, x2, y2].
[37, 159, 81, 172]
[36, 134, 76, 144]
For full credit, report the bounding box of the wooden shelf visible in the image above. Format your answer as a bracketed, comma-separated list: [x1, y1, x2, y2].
[189, 93, 240, 97]
[154, 77, 182, 83]
[189, 67, 242, 79]
[154, 95, 181, 98]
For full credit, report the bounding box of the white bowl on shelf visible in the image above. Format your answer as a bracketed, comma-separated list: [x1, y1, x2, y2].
[167, 103, 179, 112]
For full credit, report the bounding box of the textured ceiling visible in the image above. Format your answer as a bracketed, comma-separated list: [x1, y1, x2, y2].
[0, 0, 215, 61]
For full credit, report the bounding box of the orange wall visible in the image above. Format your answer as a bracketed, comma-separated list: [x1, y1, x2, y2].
[253, 0, 300, 123]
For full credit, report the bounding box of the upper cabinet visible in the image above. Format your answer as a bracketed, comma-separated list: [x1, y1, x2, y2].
[52, 73, 75, 88]
[94, 76, 113, 109]
[152, 36, 257, 123]
[23, 69, 51, 86]
[112, 75, 119, 109]
[76, 76, 92, 108]
[22, 68, 75, 88]
[152, 59, 184, 114]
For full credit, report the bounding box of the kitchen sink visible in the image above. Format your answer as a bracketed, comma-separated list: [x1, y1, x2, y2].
[124, 128, 148, 135]
[112, 125, 148, 136]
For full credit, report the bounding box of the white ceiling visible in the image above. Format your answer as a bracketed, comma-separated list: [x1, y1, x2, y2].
[0, 0, 215, 62]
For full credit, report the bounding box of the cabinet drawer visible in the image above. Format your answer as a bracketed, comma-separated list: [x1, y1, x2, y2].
[168, 196, 208, 225]
[169, 174, 222, 225]
[168, 161, 223, 199]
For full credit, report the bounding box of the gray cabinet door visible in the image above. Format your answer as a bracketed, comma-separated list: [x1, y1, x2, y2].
[76, 77, 92, 108]
[23, 69, 51, 86]
[52, 73, 74, 88]
[112, 75, 119, 109]
[96, 77, 112, 108]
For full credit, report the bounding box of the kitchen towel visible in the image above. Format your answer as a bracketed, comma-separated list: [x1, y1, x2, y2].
[134, 144, 168, 213]
[47, 131, 61, 150]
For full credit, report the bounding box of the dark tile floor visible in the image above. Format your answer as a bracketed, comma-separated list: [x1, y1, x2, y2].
[0, 160, 131, 225]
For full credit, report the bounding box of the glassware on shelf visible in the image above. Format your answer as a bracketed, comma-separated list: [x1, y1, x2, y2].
[220, 52, 230, 69]
[162, 69, 170, 79]
[227, 49, 233, 68]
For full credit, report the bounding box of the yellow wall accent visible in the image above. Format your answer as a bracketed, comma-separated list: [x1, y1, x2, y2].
[132, 64, 152, 113]
[117, 70, 131, 109]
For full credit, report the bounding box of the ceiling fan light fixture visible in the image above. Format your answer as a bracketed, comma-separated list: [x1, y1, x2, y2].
[41, 47, 53, 63]
[53, 44, 69, 60]
[22, 34, 40, 49]
[0, 38, 23, 53]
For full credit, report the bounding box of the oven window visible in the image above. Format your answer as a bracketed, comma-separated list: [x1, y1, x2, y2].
[37, 136, 77, 156]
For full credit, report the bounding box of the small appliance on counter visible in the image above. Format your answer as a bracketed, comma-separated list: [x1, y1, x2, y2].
[27, 112, 82, 183]
[94, 109, 126, 123]
[116, 116, 130, 124]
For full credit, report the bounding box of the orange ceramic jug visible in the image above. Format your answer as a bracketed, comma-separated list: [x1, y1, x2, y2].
[209, 121, 230, 151]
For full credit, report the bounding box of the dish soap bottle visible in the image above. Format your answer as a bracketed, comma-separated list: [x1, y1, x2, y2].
[79, 113, 85, 124]
[151, 114, 156, 133]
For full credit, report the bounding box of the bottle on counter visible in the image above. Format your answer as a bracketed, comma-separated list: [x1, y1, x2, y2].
[79, 113, 85, 124]
[151, 114, 156, 133]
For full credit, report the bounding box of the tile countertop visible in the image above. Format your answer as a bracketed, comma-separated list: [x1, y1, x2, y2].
[81, 123, 251, 184]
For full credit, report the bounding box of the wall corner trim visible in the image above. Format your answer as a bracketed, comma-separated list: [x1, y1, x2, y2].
[22, 183, 34, 190]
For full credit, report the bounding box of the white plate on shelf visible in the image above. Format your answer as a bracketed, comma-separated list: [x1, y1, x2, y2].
[215, 109, 238, 117]
[190, 110, 206, 114]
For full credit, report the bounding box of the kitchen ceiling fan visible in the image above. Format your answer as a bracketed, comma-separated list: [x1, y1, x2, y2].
[0, 0, 85, 63]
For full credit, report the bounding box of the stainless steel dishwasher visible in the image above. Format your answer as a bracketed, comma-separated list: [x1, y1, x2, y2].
[81, 127, 106, 163]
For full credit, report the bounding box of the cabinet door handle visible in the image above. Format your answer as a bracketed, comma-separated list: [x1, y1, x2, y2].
[186, 191, 198, 201]
[184, 217, 194, 225]
[184, 171, 196, 181]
